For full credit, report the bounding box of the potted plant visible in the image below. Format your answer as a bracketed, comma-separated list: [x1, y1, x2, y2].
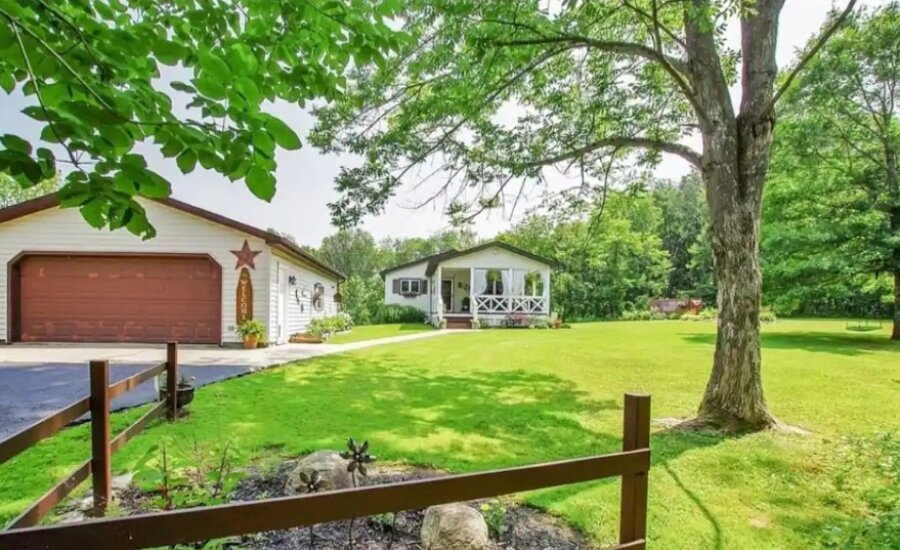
[236, 319, 266, 349]
[158, 374, 196, 409]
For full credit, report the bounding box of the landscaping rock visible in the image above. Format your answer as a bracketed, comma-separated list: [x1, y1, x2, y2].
[284, 451, 352, 494]
[112, 473, 134, 491]
[421, 503, 491, 550]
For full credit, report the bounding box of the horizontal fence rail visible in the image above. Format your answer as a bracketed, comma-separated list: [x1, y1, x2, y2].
[2, 451, 650, 550]
[0, 343, 180, 530]
[0, 398, 90, 466]
[1, 394, 651, 550]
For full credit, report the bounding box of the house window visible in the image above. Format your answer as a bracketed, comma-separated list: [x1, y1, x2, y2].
[400, 278, 421, 295]
[484, 270, 504, 295]
[312, 283, 325, 311]
[524, 271, 544, 296]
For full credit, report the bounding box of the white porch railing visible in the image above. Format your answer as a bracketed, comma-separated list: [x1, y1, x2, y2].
[474, 295, 547, 315]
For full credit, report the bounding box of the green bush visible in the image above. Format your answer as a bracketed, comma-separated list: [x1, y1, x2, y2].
[372, 303, 427, 324]
[759, 310, 778, 323]
[699, 307, 718, 320]
[680, 314, 701, 321]
[620, 310, 653, 321]
[307, 313, 354, 340]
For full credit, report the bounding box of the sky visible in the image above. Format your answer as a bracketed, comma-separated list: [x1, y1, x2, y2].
[2, 0, 888, 247]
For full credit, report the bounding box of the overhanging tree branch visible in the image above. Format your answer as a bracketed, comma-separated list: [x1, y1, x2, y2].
[764, 0, 858, 116]
[486, 33, 707, 124]
[524, 137, 702, 169]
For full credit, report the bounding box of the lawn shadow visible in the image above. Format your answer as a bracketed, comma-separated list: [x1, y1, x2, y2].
[205, 351, 734, 473]
[680, 331, 900, 357]
[664, 463, 723, 550]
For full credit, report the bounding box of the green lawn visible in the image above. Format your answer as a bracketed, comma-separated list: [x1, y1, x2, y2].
[1, 320, 897, 548]
[327, 323, 432, 344]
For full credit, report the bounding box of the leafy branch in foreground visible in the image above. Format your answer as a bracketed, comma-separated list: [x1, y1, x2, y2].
[0, 0, 406, 238]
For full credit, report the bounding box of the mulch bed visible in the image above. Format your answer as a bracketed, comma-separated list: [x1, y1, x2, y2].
[230, 462, 596, 550]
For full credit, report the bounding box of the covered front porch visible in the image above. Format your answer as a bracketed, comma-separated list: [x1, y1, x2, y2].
[433, 266, 551, 326]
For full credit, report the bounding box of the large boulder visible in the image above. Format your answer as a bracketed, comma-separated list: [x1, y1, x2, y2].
[421, 504, 491, 550]
[284, 451, 352, 494]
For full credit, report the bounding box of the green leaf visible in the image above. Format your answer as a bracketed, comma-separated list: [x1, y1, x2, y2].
[193, 74, 227, 100]
[1, 134, 32, 155]
[154, 40, 185, 65]
[80, 198, 106, 229]
[226, 43, 258, 76]
[251, 128, 275, 154]
[246, 166, 275, 201]
[264, 117, 301, 150]
[198, 149, 219, 170]
[100, 125, 133, 149]
[160, 139, 183, 158]
[0, 72, 14, 93]
[176, 149, 197, 174]
[199, 50, 231, 82]
[170, 81, 196, 94]
[234, 77, 260, 104]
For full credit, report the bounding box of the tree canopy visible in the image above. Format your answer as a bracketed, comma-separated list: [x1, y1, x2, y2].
[0, 171, 58, 207]
[0, 0, 405, 237]
[765, 2, 900, 337]
[311, 0, 858, 429]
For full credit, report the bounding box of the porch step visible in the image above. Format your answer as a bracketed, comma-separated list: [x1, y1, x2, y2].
[445, 319, 472, 329]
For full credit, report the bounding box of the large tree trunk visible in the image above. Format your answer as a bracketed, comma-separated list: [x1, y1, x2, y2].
[684, 0, 783, 431]
[698, 166, 776, 428]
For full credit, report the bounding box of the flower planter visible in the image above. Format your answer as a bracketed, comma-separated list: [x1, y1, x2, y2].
[289, 333, 323, 344]
[243, 336, 259, 349]
[158, 384, 195, 409]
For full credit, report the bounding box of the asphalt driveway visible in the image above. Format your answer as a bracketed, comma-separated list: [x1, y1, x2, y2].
[0, 362, 251, 438]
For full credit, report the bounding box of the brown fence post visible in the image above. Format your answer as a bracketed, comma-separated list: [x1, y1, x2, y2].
[89, 360, 112, 517]
[166, 342, 179, 420]
[619, 393, 651, 545]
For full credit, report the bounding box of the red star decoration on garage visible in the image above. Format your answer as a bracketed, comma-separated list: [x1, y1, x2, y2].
[231, 239, 262, 269]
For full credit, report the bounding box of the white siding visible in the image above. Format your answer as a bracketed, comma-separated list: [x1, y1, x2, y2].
[383, 261, 432, 315]
[0, 199, 272, 344]
[269, 252, 341, 341]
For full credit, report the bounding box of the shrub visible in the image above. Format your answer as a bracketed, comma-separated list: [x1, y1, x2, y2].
[504, 313, 531, 328]
[759, 310, 778, 323]
[619, 310, 652, 321]
[649, 311, 668, 321]
[308, 314, 354, 340]
[680, 314, 701, 322]
[699, 307, 718, 320]
[372, 303, 427, 324]
[527, 316, 551, 329]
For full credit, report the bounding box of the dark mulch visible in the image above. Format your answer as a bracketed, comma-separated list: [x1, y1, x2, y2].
[230, 462, 596, 550]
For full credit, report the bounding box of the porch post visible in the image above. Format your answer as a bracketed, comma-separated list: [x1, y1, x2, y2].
[470, 268, 477, 323]
[437, 265, 443, 324]
[507, 268, 513, 312]
[543, 269, 551, 315]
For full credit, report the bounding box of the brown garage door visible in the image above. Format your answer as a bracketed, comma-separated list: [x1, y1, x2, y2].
[16, 255, 221, 344]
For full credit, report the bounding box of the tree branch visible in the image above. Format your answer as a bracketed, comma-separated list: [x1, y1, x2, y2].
[486, 33, 707, 124]
[525, 137, 702, 168]
[764, 0, 858, 115]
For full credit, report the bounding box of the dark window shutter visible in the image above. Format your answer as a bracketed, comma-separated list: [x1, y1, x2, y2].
[420, 279, 428, 294]
[392, 279, 400, 294]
